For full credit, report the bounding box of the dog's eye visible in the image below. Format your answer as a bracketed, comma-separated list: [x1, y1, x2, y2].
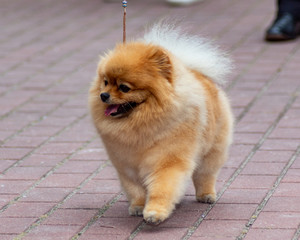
[119, 84, 130, 93]
[104, 80, 108, 86]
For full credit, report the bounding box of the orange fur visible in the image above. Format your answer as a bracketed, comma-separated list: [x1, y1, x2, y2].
[89, 41, 233, 224]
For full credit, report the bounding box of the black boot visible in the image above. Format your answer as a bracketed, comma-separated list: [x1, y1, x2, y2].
[265, 12, 300, 41]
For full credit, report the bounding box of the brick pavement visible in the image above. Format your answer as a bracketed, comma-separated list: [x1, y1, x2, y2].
[1, 0, 300, 239]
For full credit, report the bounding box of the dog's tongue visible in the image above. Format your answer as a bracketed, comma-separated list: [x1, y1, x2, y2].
[105, 104, 120, 116]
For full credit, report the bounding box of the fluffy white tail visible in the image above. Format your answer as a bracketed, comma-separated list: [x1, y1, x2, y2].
[143, 22, 233, 85]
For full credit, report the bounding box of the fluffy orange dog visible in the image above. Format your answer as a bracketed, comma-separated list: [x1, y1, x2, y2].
[89, 23, 234, 225]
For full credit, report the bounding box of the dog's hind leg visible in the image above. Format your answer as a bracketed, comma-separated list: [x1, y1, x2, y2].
[192, 146, 227, 204]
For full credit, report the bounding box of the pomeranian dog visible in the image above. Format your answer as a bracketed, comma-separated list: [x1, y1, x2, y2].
[89, 23, 234, 225]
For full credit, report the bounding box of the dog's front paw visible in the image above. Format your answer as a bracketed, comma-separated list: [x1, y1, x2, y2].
[129, 205, 144, 216]
[143, 208, 169, 225]
[196, 193, 216, 204]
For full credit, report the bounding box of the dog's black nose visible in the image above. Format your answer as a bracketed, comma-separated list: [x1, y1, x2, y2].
[100, 92, 110, 102]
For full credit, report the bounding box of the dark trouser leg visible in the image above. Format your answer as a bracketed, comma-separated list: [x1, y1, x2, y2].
[278, 0, 300, 20]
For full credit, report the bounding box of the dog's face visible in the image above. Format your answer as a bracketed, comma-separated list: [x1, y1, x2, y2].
[95, 42, 173, 118]
[98, 72, 148, 117]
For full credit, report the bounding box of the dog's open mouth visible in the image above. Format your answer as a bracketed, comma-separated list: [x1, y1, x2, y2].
[105, 102, 138, 117]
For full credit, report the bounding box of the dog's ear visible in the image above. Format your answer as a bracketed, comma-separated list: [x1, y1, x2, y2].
[147, 47, 172, 82]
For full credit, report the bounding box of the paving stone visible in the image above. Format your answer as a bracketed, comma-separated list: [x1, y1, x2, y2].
[35, 142, 83, 155]
[263, 196, 300, 212]
[206, 204, 257, 220]
[218, 189, 268, 204]
[102, 201, 131, 218]
[0, 131, 15, 142]
[93, 166, 119, 180]
[37, 173, 90, 188]
[0, 180, 34, 194]
[1, 0, 300, 239]
[0, 148, 32, 160]
[0, 160, 16, 172]
[54, 160, 100, 174]
[0, 194, 18, 209]
[158, 215, 200, 228]
[251, 150, 293, 163]
[234, 133, 262, 145]
[3, 166, 52, 180]
[1, 202, 54, 218]
[244, 229, 295, 240]
[225, 144, 254, 168]
[134, 227, 187, 240]
[273, 183, 300, 197]
[282, 168, 300, 183]
[84, 217, 141, 236]
[17, 102, 58, 114]
[20, 187, 74, 203]
[19, 154, 68, 167]
[189, 237, 233, 240]
[235, 122, 271, 133]
[218, 167, 236, 182]
[240, 162, 286, 175]
[0, 217, 36, 234]
[37, 116, 78, 127]
[72, 148, 109, 161]
[229, 175, 277, 189]
[252, 211, 300, 229]
[240, 111, 279, 123]
[291, 155, 300, 168]
[192, 220, 246, 238]
[269, 127, 300, 139]
[260, 139, 299, 151]
[79, 179, 121, 194]
[176, 196, 210, 216]
[2, 136, 48, 148]
[22, 225, 82, 240]
[0, 234, 18, 240]
[19, 126, 62, 137]
[43, 208, 97, 226]
[61, 193, 115, 209]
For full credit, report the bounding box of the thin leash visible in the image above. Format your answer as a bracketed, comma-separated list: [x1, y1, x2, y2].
[122, 0, 127, 43]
